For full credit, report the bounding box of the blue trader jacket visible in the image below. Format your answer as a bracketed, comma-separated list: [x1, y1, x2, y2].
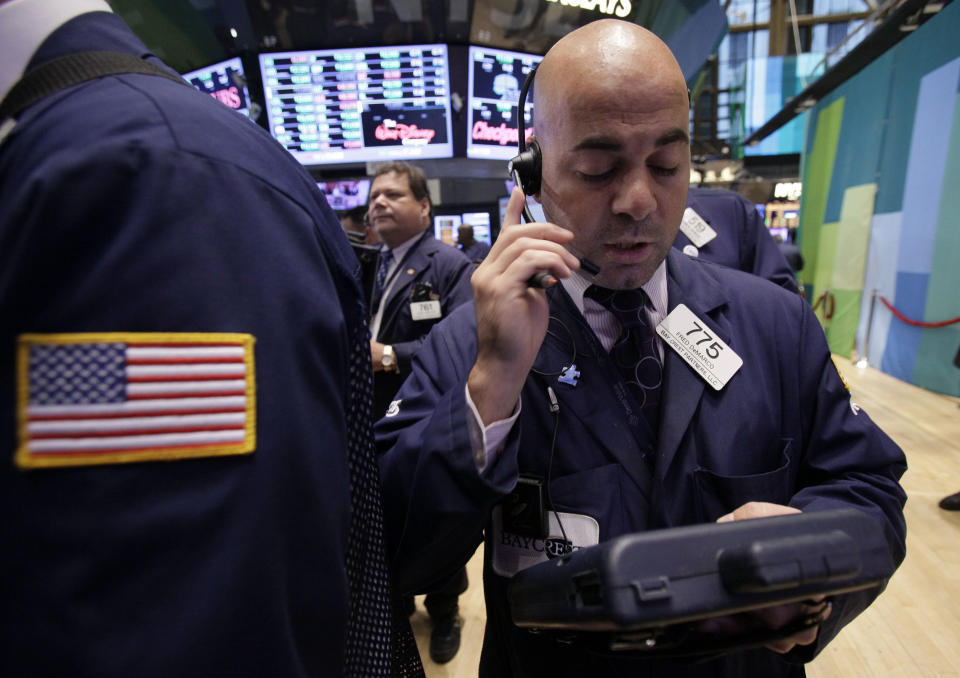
[377, 249, 907, 678]
[372, 231, 473, 416]
[1, 11, 386, 678]
[676, 187, 798, 292]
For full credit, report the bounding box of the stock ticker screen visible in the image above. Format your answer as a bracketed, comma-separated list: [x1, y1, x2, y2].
[182, 57, 251, 118]
[466, 46, 542, 161]
[317, 179, 371, 211]
[259, 44, 454, 166]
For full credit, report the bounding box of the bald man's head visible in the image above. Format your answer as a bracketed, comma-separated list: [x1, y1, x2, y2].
[534, 20, 688, 146]
[527, 19, 691, 289]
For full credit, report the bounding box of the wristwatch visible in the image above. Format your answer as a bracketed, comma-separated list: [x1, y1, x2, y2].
[382, 344, 398, 372]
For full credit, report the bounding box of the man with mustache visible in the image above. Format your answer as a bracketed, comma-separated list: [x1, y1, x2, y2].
[366, 161, 473, 663]
[377, 19, 906, 677]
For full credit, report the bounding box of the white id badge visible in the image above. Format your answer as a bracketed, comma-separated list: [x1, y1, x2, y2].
[490, 506, 600, 577]
[680, 208, 718, 248]
[410, 300, 442, 321]
[656, 304, 742, 390]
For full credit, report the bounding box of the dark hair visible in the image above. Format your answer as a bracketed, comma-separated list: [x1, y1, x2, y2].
[345, 205, 367, 223]
[372, 161, 431, 208]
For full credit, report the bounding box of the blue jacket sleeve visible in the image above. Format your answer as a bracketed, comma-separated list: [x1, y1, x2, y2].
[376, 305, 520, 594]
[785, 299, 907, 660]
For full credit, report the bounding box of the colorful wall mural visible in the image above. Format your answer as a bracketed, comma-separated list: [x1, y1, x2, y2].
[799, 1, 960, 397]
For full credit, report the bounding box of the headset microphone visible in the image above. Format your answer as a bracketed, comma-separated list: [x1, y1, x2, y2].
[508, 66, 599, 287]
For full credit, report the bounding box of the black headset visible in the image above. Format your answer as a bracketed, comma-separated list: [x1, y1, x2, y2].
[508, 66, 542, 204]
[507, 65, 601, 279]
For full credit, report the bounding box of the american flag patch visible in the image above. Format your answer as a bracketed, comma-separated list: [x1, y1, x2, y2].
[16, 333, 256, 469]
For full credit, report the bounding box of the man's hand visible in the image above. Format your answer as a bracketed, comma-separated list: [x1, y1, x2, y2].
[702, 502, 832, 654]
[467, 188, 579, 425]
[716, 501, 800, 523]
[695, 599, 831, 654]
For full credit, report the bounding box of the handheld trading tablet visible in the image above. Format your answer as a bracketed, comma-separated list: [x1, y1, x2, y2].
[508, 509, 894, 658]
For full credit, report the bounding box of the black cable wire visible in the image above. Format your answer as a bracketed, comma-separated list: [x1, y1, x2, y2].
[530, 315, 600, 378]
[517, 65, 536, 155]
[531, 316, 577, 377]
[544, 388, 569, 547]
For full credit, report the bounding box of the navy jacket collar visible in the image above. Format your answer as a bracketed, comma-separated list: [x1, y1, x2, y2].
[657, 249, 733, 476]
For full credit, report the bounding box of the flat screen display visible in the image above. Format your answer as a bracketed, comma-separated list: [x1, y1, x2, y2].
[259, 44, 454, 166]
[433, 214, 462, 246]
[769, 226, 789, 242]
[461, 212, 492, 246]
[434, 212, 493, 247]
[467, 46, 542, 161]
[182, 57, 251, 117]
[317, 179, 371, 211]
[501, 181, 546, 225]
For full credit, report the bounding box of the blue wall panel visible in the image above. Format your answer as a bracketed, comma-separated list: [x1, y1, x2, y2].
[896, 58, 960, 274]
[822, 51, 893, 224]
[875, 1, 960, 214]
[860, 211, 902, 367]
[881, 271, 928, 381]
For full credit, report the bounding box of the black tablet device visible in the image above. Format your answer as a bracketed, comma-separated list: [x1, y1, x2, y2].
[508, 508, 894, 657]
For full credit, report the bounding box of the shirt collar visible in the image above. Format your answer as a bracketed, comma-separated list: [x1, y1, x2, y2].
[561, 258, 669, 316]
[0, 0, 113, 105]
[382, 229, 426, 263]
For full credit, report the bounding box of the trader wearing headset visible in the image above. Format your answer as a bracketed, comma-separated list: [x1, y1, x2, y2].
[376, 19, 906, 678]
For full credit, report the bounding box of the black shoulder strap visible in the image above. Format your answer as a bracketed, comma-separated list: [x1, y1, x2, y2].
[0, 50, 189, 122]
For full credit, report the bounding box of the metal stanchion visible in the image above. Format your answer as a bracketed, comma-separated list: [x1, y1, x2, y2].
[855, 289, 878, 369]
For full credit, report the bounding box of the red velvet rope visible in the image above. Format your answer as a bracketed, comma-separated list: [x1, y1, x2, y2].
[811, 291, 835, 319]
[879, 296, 960, 328]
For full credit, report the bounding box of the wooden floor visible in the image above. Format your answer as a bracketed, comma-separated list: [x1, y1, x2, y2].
[411, 356, 960, 677]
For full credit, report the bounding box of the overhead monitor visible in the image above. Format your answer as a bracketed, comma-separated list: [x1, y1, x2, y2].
[467, 46, 542, 161]
[769, 226, 789, 242]
[259, 44, 454, 166]
[433, 214, 462, 247]
[461, 212, 492, 246]
[181, 57, 251, 117]
[502, 180, 546, 224]
[434, 211, 494, 247]
[317, 179, 371, 211]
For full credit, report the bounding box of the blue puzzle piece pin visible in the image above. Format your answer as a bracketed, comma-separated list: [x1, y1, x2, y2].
[558, 364, 580, 387]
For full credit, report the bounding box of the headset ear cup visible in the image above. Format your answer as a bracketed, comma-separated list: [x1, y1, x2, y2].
[525, 140, 541, 195]
[509, 140, 542, 196]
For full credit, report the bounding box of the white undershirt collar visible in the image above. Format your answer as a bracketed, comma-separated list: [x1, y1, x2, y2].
[0, 0, 113, 105]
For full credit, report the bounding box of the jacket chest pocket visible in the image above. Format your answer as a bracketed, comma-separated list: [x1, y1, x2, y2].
[693, 438, 794, 521]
